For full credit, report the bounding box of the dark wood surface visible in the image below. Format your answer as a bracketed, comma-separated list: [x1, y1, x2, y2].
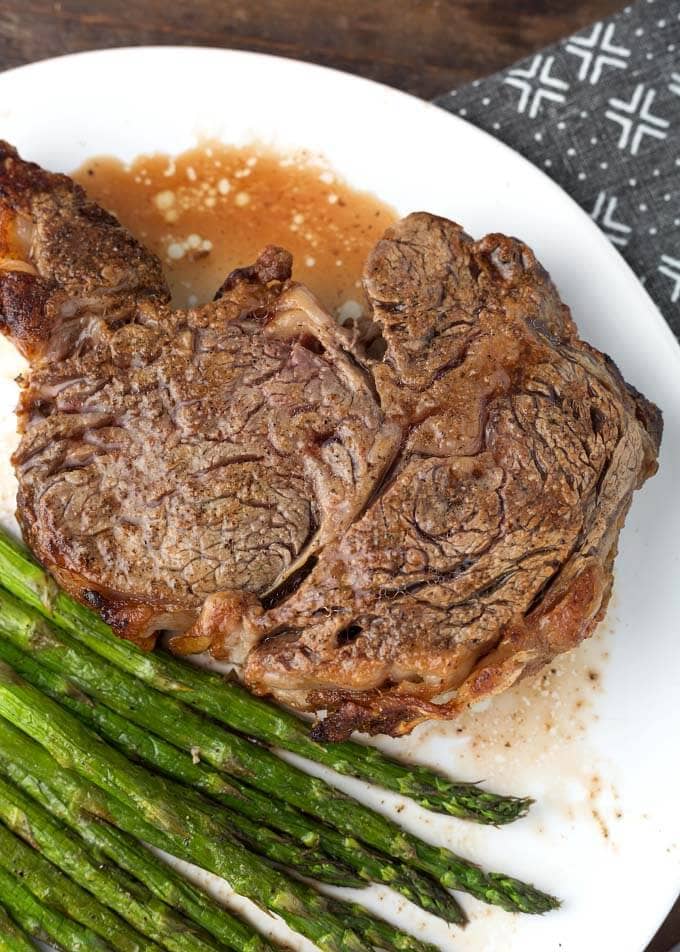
[0, 1, 677, 949]
[0, 0, 625, 97]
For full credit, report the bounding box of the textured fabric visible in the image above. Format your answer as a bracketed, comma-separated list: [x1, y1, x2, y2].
[435, 0, 680, 339]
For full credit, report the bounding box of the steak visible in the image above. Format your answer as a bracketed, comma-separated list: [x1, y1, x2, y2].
[0, 142, 662, 738]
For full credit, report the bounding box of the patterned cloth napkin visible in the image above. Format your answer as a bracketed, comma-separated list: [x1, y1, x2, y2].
[435, 0, 680, 339]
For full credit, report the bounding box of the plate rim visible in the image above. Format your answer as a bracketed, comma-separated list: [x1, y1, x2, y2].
[1, 43, 678, 377]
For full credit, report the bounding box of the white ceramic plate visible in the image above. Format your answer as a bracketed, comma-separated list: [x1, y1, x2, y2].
[0, 47, 678, 952]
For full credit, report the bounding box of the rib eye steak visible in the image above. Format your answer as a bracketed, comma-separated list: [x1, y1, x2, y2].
[0, 142, 662, 738]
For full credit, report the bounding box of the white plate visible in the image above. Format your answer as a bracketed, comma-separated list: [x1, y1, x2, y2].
[0, 47, 679, 952]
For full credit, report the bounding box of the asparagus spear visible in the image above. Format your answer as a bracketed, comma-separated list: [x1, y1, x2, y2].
[0, 529, 529, 824]
[0, 639, 362, 891]
[0, 901, 36, 952]
[0, 637, 459, 924]
[0, 764, 275, 952]
[0, 673, 427, 952]
[69, 819, 279, 952]
[326, 902, 439, 952]
[0, 718, 433, 952]
[0, 821, 165, 952]
[0, 631, 358, 889]
[0, 775, 267, 952]
[0, 863, 109, 951]
[0, 591, 558, 914]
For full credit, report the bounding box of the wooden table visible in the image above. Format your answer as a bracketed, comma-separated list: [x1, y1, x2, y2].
[0, 2, 677, 949]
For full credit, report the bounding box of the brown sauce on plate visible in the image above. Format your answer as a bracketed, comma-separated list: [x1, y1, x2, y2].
[73, 141, 397, 315]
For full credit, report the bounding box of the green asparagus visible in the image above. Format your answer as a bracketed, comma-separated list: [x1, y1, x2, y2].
[0, 529, 529, 824]
[0, 717, 434, 952]
[0, 901, 36, 952]
[0, 774, 265, 952]
[0, 863, 109, 951]
[0, 635, 459, 924]
[0, 633, 359, 891]
[327, 902, 439, 952]
[0, 820, 163, 952]
[0, 765, 275, 952]
[0, 675, 432, 952]
[52, 816, 276, 952]
[0, 589, 558, 914]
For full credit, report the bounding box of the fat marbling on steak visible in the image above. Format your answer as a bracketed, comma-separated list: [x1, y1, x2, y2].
[0, 142, 662, 738]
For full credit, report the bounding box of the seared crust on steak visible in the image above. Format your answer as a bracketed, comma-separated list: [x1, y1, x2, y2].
[234, 215, 661, 736]
[0, 141, 399, 652]
[0, 143, 662, 737]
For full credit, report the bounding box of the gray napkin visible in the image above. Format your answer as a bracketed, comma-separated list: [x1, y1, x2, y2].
[435, 0, 680, 339]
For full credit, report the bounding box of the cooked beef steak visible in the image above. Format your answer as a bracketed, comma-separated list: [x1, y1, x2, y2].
[0, 142, 662, 737]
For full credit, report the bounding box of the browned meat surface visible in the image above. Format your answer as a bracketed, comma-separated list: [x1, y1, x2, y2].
[0, 142, 662, 737]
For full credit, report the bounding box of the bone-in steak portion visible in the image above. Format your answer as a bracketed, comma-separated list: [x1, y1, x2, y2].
[0, 143, 661, 737]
